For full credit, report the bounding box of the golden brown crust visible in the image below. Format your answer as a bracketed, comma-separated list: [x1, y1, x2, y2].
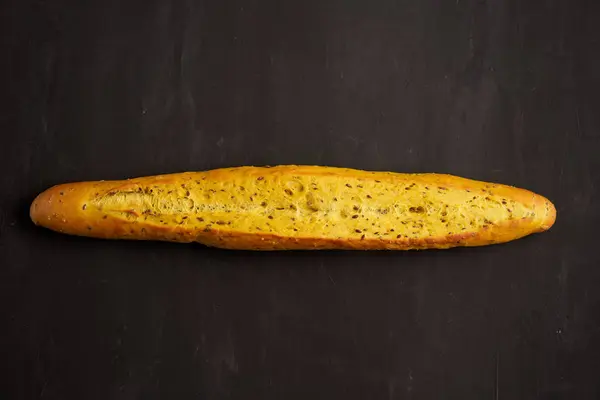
[30, 165, 556, 250]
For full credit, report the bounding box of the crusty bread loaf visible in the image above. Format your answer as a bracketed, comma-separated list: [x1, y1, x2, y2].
[30, 165, 556, 250]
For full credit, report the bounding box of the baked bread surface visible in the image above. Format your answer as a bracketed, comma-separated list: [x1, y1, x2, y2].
[30, 165, 556, 250]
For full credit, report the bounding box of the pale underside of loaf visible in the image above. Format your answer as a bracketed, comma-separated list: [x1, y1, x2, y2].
[30, 166, 556, 250]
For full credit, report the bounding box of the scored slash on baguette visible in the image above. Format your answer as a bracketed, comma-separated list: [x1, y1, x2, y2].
[30, 165, 556, 250]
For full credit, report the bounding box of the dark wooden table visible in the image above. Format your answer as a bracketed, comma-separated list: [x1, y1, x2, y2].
[2, 0, 599, 398]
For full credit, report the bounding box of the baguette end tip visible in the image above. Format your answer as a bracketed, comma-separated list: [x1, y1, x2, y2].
[30, 190, 47, 226]
[538, 195, 556, 232]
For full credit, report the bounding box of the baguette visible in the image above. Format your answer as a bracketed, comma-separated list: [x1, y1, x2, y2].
[30, 165, 556, 250]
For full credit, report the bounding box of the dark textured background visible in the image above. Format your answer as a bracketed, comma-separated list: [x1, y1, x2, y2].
[2, 0, 600, 399]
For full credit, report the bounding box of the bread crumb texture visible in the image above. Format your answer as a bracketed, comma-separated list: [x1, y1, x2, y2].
[31, 166, 556, 250]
